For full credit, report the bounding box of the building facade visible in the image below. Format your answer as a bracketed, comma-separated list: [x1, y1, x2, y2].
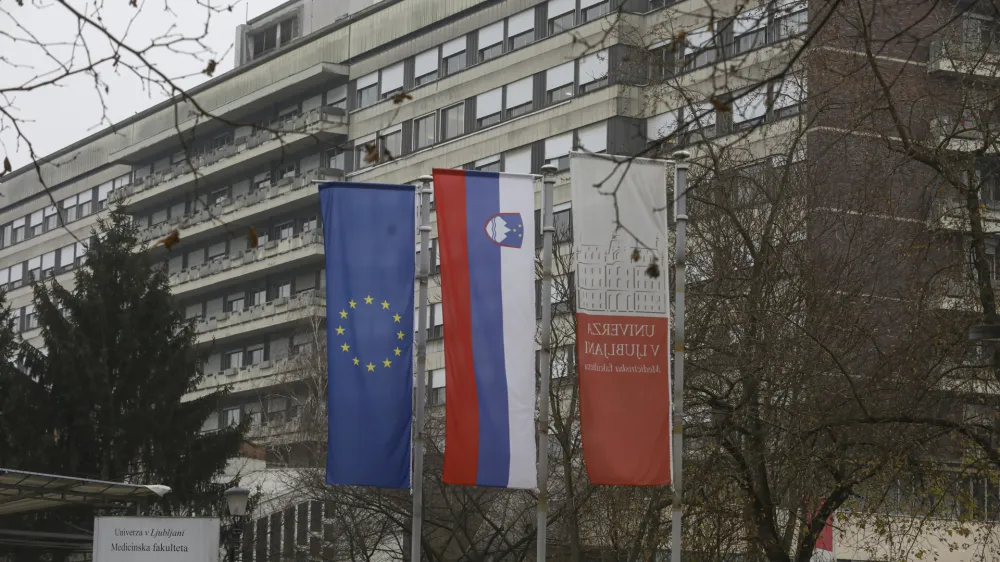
[8, 0, 1000, 559]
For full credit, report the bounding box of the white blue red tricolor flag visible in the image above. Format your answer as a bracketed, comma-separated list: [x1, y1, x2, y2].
[433, 169, 537, 489]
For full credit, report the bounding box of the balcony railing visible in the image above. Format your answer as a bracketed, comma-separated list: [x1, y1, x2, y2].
[140, 168, 342, 243]
[169, 229, 323, 291]
[929, 17, 1000, 77]
[113, 106, 347, 203]
[194, 289, 325, 341]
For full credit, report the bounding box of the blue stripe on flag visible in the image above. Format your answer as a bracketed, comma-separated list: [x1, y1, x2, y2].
[464, 171, 511, 487]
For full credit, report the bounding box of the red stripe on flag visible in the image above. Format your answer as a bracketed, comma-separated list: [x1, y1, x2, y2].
[578, 312, 672, 485]
[434, 169, 480, 485]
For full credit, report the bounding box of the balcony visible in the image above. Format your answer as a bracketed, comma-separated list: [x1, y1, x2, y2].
[194, 289, 325, 345]
[113, 106, 348, 210]
[931, 193, 1000, 232]
[185, 356, 300, 401]
[927, 116, 1000, 153]
[169, 229, 324, 298]
[929, 19, 1000, 79]
[139, 167, 341, 245]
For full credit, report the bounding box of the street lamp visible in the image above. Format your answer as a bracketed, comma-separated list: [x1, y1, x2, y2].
[223, 487, 250, 562]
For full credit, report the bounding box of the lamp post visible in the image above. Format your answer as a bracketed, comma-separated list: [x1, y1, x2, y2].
[223, 486, 250, 562]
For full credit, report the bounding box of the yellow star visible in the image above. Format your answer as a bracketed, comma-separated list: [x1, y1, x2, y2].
[383, 358, 392, 368]
[393, 313, 401, 323]
[339, 310, 348, 319]
[335, 326, 345, 335]
[349, 299, 357, 309]
[366, 362, 376, 372]
[341, 342, 350, 352]
[394, 347, 402, 356]
[353, 357, 359, 366]
[364, 295, 374, 304]
[397, 331, 405, 340]
[382, 300, 390, 309]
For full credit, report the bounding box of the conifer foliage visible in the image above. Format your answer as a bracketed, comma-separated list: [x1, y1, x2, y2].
[0, 205, 247, 517]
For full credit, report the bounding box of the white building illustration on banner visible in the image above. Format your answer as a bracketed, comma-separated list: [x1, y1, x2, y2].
[577, 230, 667, 315]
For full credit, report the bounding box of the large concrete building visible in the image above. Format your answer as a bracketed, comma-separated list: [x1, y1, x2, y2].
[6, 0, 1000, 559]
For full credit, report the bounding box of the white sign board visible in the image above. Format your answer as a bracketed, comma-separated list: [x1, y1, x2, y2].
[93, 516, 220, 562]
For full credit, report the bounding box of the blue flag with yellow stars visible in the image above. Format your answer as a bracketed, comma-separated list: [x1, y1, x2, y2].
[319, 181, 415, 489]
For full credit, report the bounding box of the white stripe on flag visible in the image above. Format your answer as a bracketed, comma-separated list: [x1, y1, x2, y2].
[499, 173, 538, 489]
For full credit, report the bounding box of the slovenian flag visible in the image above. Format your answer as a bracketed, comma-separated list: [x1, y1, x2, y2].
[432, 169, 537, 489]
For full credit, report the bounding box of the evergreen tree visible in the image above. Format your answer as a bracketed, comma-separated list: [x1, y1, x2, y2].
[0, 205, 247, 555]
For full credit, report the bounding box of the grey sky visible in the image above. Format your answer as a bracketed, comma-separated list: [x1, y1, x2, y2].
[0, 0, 286, 166]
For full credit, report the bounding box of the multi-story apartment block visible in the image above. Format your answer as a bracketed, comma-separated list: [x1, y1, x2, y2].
[13, 0, 1000, 559]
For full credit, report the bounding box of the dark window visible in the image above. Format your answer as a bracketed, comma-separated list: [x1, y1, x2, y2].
[476, 160, 501, 173]
[479, 43, 503, 62]
[583, 2, 610, 22]
[442, 104, 466, 140]
[548, 12, 575, 34]
[279, 18, 298, 44]
[415, 71, 438, 86]
[649, 46, 675, 81]
[382, 131, 402, 160]
[580, 77, 608, 94]
[414, 114, 437, 149]
[507, 101, 533, 119]
[547, 83, 574, 103]
[357, 84, 378, 108]
[477, 113, 501, 128]
[252, 26, 277, 58]
[509, 30, 534, 50]
[444, 52, 466, 75]
[228, 297, 246, 313]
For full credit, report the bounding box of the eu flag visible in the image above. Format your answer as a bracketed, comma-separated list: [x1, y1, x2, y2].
[320, 182, 415, 489]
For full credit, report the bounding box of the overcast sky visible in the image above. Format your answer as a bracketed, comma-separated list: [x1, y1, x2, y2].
[0, 0, 287, 168]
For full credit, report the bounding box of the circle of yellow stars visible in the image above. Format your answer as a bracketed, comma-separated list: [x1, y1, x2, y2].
[335, 295, 405, 372]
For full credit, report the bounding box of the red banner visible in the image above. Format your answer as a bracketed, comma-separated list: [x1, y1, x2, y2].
[570, 152, 671, 486]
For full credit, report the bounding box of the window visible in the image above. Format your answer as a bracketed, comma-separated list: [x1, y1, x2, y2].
[224, 407, 241, 426]
[548, 83, 574, 103]
[208, 241, 227, 261]
[545, 133, 573, 171]
[23, 305, 37, 331]
[226, 350, 244, 369]
[478, 21, 504, 62]
[683, 27, 718, 71]
[302, 217, 318, 232]
[430, 302, 444, 339]
[251, 27, 277, 58]
[276, 222, 294, 240]
[430, 368, 446, 405]
[732, 88, 767, 129]
[210, 188, 228, 205]
[442, 104, 465, 140]
[480, 43, 503, 62]
[228, 295, 246, 313]
[442, 37, 467, 76]
[506, 76, 534, 118]
[648, 45, 675, 81]
[579, 50, 609, 94]
[252, 289, 267, 306]
[29, 211, 42, 237]
[2, 224, 11, 248]
[41, 251, 56, 276]
[78, 192, 93, 218]
[276, 162, 296, 179]
[381, 62, 404, 99]
[582, 1, 610, 21]
[414, 48, 439, 86]
[358, 84, 378, 108]
[444, 51, 466, 75]
[248, 347, 265, 365]
[414, 114, 437, 149]
[476, 88, 503, 129]
[201, 412, 219, 433]
[279, 18, 298, 44]
[274, 281, 292, 299]
[268, 397, 288, 423]
[733, 6, 768, 54]
[577, 121, 608, 154]
[508, 9, 535, 50]
[381, 129, 402, 160]
[775, 2, 808, 40]
[27, 257, 41, 282]
[246, 402, 263, 427]
[329, 150, 346, 170]
[549, 12, 575, 34]
[43, 206, 58, 231]
[546, 62, 575, 103]
[476, 156, 501, 173]
[510, 30, 534, 50]
[327, 85, 347, 110]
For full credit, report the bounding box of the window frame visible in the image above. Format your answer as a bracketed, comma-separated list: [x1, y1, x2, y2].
[548, 12, 575, 34]
[441, 103, 466, 141]
[414, 113, 438, 150]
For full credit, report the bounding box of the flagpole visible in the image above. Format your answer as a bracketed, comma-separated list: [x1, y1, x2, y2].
[411, 174, 433, 562]
[537, 164, 557, 562]
[670, 150, 690, 562]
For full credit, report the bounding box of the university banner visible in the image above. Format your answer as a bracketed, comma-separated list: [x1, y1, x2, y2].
[319, 182, 416, 489]
[569, 152, 671, 486]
